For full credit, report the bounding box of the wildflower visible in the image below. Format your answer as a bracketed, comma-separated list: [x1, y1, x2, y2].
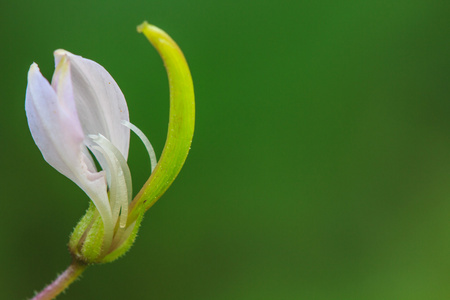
[26, 22, 194, 269]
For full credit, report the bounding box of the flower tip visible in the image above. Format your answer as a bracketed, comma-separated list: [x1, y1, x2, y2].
[28, 62, 41, 77]
[88, 134, 99, 141]
[30, 62, 39, 70]
[137, 21, 166, 37]
[54, 49, 69, 57]
[137, 22, 175, 53]
[136, 21, 149, 33]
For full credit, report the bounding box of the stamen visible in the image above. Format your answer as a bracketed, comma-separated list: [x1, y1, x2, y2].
[91, 145, 123, 228]
[90, 135, 129, 229]
[88, 134, 133, 202]
[121, 120, 158, 172]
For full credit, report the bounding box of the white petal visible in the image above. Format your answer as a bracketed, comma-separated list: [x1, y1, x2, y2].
[25, 63, 114, 241]
[26, 62, 84, 180]
[53, 50, 130, 159]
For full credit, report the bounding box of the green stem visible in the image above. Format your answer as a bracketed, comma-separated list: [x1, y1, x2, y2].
[31, 261, 87, 300]
[128, 22, 195, 223]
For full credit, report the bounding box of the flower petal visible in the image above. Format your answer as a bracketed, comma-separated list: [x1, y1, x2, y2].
[25, 62, 114, 242]
[26, 62, 84, 180]
[53, 50, 130, 159]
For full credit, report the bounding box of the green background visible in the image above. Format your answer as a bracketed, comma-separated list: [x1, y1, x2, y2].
[1, 0, 450, 299]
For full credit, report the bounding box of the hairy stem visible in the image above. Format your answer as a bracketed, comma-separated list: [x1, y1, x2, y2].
[31, 261, 87, 300]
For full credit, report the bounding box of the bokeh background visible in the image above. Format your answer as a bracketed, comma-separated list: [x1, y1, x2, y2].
[1, 0, 450, 299]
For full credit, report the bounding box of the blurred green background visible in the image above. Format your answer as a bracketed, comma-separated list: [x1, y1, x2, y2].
[1, 0, 450, 299]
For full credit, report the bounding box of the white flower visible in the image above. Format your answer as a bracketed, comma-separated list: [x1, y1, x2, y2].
[25, 50, 155, 251]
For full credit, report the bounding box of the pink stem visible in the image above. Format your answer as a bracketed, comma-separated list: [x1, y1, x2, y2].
[31, 261, 87, 300]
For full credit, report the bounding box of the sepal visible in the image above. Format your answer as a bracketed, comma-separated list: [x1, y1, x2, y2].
[69, 202, 96, 252]
[69, 202, 105, 263]
[100, 204, 146, 263]
[69, 202, 145, 264]
[80, 214, 105, 262]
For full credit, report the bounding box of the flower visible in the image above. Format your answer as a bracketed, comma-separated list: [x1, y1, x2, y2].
[25, 22, 195, 264]
[26, 49, 157, 259]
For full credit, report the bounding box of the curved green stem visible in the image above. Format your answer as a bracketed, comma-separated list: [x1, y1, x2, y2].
[31, 261, 87, 300]
[128, 22, 195, 223]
